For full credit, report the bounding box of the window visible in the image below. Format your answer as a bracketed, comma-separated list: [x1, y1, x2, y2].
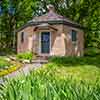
[21, 32, 24, 43]
[71, 30, 77, 42]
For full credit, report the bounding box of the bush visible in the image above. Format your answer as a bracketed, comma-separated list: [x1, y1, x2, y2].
[48, 56, 100, 68]
[84, 47, 100, 57]
[49, 56, 82, 66]
[0, 57, 11, 69]
[0, 48, 15, 56]
[16, 52, 35, 61]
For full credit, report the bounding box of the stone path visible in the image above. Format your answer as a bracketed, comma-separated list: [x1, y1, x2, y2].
[0, 62, 44, 84]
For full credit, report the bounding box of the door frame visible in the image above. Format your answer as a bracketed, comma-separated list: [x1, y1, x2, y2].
[39, 31, 51, 55]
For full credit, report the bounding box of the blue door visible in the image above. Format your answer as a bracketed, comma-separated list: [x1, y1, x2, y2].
[41, 32, 50, 53]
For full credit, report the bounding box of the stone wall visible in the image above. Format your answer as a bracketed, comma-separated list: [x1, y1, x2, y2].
[17, 24, 84, 56]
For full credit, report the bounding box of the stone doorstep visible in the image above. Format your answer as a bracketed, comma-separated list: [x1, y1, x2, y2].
[31, 59, 48, 64]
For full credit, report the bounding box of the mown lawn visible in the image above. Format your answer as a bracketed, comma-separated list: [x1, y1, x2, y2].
[0, 56, 100, 100]
[48, 56, 100, 84]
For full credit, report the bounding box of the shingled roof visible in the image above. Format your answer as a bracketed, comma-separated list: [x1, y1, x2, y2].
[16, 5, 83, 32]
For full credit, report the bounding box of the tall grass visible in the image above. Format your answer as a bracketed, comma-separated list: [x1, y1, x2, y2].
[0, 64, 100, 100]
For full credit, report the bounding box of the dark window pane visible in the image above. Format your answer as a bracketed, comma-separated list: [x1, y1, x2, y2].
[21, 32, 24, 43]
[72, 30, 77, 41]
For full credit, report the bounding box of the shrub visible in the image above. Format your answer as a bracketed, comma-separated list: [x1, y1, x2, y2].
[49, 56, 82, 66]
[0, 57, 11, 69]
[16, 52, 35, 61]
[0, 48, 15, 56]
[84, 47, 100, 57]
[48, 55, 100, 67]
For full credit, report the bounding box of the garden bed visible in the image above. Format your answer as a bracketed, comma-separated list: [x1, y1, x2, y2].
[0, 57, 11, 69]
[0, 56, 23, 77]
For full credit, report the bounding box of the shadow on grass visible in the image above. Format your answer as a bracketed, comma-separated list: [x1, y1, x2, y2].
[49, 55, 100, 68]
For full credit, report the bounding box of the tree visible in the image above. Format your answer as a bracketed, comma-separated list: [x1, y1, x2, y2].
[0, 0, 100, 53]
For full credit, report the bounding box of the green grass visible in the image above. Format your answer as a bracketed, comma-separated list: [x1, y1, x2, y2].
[48, 56, 100, 83]
[0, 56, 100, 100]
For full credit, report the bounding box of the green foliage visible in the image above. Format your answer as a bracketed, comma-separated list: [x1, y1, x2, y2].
[0, 0, 39, 51]
[0, 59, 100, 99]
[0, 62, 22, 77]
[16, 52, 34, 61]
[0, 57, 11, 69]
[0, 56, 100, 99]
[84, 47, 100, 57]
[0, 0, 100, 52]
[49, 55, 100, 66]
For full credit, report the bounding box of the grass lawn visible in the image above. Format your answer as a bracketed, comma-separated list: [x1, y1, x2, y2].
[0, 56, 100, 100]
[48, 56, 100, 84]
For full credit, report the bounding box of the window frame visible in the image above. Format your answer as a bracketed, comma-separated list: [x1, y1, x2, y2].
[21, 32, 24, 43]
[71, 30, 77, 42]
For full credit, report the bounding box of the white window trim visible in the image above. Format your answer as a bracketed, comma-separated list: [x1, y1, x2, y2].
[39, 31, 51, 55]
